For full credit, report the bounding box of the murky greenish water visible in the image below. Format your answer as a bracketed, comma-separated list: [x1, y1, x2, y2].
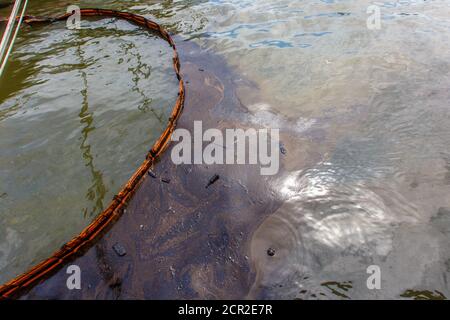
[0, 1, 179, 283]
[2, 0, 450, 299]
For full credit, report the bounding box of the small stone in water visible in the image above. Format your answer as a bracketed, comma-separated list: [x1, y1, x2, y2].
[267, 248, 276, 257]
[280, 144, 287, 155]
[112, 243, 127, 257]
[148, 170, 157, 178]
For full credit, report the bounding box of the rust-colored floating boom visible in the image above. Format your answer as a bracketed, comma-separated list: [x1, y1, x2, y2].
[0, 8, 185, 300]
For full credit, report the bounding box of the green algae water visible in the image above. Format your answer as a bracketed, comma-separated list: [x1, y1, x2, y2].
[1, 0, 450, 299]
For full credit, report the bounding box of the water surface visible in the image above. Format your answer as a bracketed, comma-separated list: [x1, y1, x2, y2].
[1, 0, 450, 299]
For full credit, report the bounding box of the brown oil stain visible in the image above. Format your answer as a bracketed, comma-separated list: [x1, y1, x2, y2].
[20, 39, 284, 300]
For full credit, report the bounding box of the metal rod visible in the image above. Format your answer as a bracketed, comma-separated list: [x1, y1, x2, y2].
[0, 0, 27, 78]
[0, 0, 21, 61]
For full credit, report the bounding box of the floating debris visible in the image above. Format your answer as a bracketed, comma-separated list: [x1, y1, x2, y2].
[148, 170, 157, 178]
[161, 177, 171, 184]
[112, 243, 127, 257]
[267, 248, 276, 257]
[0, 2, 12, 9]
[206, 174, 220, 188]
